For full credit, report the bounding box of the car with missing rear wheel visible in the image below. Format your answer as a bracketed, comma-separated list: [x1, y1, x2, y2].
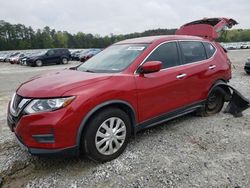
[8, 18, 245, 162]
[25, 48, 70, 66]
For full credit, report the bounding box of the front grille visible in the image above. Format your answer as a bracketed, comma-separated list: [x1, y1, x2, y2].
[13, 94, 23, 111]
[10, 93, 31, 117]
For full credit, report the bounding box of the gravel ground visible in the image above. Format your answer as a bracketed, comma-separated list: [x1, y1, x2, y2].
[0, 50, 249, 188]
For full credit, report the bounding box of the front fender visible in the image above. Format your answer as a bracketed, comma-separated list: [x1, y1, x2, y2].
[76, 100, 137, 150]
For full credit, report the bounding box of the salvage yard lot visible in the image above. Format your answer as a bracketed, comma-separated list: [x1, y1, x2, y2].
[0, 50, 250, 187]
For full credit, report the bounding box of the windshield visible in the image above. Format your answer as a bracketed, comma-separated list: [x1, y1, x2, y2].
[77, 44, 148, 73]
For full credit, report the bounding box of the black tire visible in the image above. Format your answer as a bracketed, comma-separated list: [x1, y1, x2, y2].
[81, 107, 131, 162]
[61, 57, 68, 64]
[198, 87, 225, 116]
[246, 71, 250, 75]
[35, 60, 43, 67]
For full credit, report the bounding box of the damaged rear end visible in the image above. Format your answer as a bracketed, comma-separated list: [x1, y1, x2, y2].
[177, 17, 249, 116]
[210, 82, 250, 117]
[176, 17, 238, 40]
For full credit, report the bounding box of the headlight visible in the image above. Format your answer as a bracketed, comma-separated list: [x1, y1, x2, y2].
[24, 96, 75, 114]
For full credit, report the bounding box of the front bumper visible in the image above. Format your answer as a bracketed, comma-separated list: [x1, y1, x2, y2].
[25, 59, 36, 66]
[15, 134, 78, 157]
[7, 100, 82, 156]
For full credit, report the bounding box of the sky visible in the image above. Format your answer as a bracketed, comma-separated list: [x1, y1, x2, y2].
[0, 0, 249, 36]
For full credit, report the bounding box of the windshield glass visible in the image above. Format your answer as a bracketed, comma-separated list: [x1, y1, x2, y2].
[32, 50, 46, 56]
[77, 44, 148, 73]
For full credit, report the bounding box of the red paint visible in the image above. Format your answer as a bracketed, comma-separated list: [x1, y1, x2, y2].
[176, 17, 238, 40]
[8, 18, 235, 153]
[140, 61, 162, 74]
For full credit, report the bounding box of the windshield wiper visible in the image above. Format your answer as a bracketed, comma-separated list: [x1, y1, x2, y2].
[84, 69, 95, 73]
[75, 67, 95, 73]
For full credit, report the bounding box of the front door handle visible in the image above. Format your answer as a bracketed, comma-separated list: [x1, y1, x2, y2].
[176, 73, 187, 79]
[209, 65, 216, 70]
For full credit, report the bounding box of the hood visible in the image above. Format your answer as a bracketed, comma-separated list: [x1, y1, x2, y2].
[176, 17, 238, 40]
[17, 69, 112, 98]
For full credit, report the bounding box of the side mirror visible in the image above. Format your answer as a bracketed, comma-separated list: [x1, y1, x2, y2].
[139, 61, 162, 74]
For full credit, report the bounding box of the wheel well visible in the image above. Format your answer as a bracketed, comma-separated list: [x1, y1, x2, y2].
[209, 79, 231, 101]
[89, 103, 136, 130]
[77, 101, 137, 150]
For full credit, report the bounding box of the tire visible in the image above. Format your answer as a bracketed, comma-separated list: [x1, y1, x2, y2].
[81, 107, 131, 162]
[62, 57, 68, 64]
[246, 71, 250, 75]
[35, 60, 43, 67]
[198, 87, 225, 116]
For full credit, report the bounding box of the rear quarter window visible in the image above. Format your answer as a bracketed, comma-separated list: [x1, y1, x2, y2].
[203, 42, 216, 58]
[179, 41, 207, 64]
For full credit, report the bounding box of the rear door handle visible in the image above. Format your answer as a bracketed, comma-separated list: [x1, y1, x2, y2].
[176, 73, 187, 79]
[209, 65, 216, 70]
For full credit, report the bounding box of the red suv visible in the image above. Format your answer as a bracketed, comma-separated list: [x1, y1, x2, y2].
[7, 18, 238, 162]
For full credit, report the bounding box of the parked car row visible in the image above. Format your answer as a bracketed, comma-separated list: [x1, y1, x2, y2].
[0, 48, 102, 67]
[221, 42, 250, 50]
[0, 49, 70, 66]
[70, 48, 102, 62]
[0, 51, 22, 63]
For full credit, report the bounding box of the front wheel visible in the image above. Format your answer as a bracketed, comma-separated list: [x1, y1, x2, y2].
[81, 108, 131, 162]
[62, 58, 68, 64]
[35, 60, 43, 67]
[198, 87, 225, 116]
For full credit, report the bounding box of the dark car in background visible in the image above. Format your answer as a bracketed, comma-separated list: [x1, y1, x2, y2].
[245, 58, 250, 74]
[20, 51, 43, 65]
[79, 49, 101, 62]
[26, 48, 70, 66]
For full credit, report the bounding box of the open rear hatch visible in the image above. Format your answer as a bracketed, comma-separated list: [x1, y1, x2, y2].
[176, 18, 238, 40]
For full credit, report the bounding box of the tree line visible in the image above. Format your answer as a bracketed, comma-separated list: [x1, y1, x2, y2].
[0, 20, 249, 50]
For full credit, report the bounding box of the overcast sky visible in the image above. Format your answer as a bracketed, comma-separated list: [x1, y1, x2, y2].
[0, 0, 249, 36]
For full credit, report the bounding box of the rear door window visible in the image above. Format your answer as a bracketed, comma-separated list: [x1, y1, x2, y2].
[47, 50, 55, 56]
[203, 42, 216, 58]
[179, 41, 207, 64]
[56, 50, 62, 55]
[145, 42, 180, 69]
